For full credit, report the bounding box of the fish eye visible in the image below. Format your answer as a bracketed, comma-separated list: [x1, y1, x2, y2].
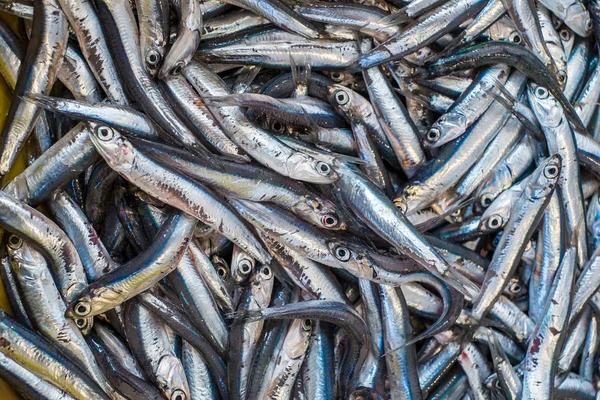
[7, 235, 22, 250]
[509, 32, 522, 44]
[330, 72, 344, 82]
[145, 50, 161, 67]
[535, 86, 549, 99]
[171, 62, 184, 76]
[559, 29, 571, 41]
[316, 161, 332, 176]
[480, 193, 493, 208]
[509, 281, 522, 293]
[487, 215, 503, 229]
[239, 259, 253, 275]
[217, 267, 227, 278]
[334, 90, 350, 105]
[557, 71, 567, 84]
[321, 214, 339, 228]
[426, 128, 441, 143]
[171, 389, 187, 400]
[544, 164, 559, 179]
[75, 318, 88, 329]
[586, 18, 593, 31]
[260, 266, 272, 280]
[302, 319, 312, 331]
[334, 246, 351, 261]
[74, 301, 92, 317]
[271, 121, 285, 133]
[95, 125, 114, 141]
[395, 200, 407, 214]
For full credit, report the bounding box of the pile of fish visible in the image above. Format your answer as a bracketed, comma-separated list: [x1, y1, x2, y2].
[2, 0, 600, 398]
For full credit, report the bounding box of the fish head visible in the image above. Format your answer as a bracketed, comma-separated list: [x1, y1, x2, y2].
[142, 45, 167, 78]
[527, 84, 563, 128]
[293, 197, 346, 230]
[564, 3, 593, 37]
[6, 237, 46, 277]
[89, 125, 136, 173]
[231, 247, 255, 285]
[507, 30, 523, 46]
[424, 112, 467, 148]
[394, 183, 434, 215]
[155, 354, 191, 400]
[159, 30, 201, 79]
[525, 154, 561, 200]
[505, 276, 527, 299]
[285, 152, 339, 184]
[250, 265, 275, 308]
[473, 170, 509, 214]
[326, 84, 369, 118]
[326, 239, 379, 279]
[478, 212, 506, 234]
[66, 285, 123, 321]
[283, 319, 312, 359]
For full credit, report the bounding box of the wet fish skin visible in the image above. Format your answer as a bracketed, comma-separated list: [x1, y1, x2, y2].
[88, 125, 271, 264]
[123, 300, 191, 400]
[0, 0, 68, 176]
[0, 309, 111, 399]
[521, 247, 576, 400]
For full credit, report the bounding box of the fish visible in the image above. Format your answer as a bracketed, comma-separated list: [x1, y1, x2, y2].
[0, 1, 599, 399]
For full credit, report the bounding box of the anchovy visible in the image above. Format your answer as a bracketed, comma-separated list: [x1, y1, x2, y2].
[136, 0, 170, 76]
[359, 0, 487, 67]
[65, 211, 195, 318]
[528, 83, 588, 268]
[123, 300, 191, 400]
[521, 247, 576, 399]
[472, 157, 560, 320]
[413, 41, 588, 133]
[0, 0, 68, 176]
[4, 1, 600, 398]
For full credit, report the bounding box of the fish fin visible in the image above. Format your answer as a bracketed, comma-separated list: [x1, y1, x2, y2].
[393, 86, 441, 112]
[379, 8, 410, 26]
[427, 31, 467, 63]
[297, 107, 325, 145]
[489, 77, 517, 103]
[300, 106, 320, 132]
[567, 112, 591, 137]
[395, 58, 424, 76]
[290, 53, 312, 97]
[488, 88, 542, 137]
[382, 273, 464, 356]
[488, 81, 545, 139]
[332, 154, 367, 165]
[20, 93, 60, 111]
[297, 130, 319, 144]
[416, 196, 473, 232]
[202, 95, 242, 107]
[489, 88, 518, 114]
[233, 66, 262, 94]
